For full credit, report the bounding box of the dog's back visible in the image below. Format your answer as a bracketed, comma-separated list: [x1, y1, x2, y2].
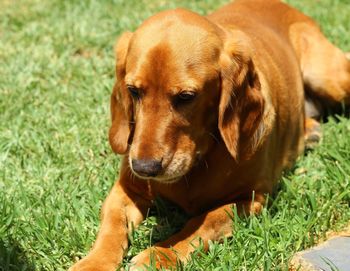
[210, 0, 350, 105]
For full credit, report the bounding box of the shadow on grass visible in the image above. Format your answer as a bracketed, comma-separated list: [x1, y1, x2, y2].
[0, 238, 35, 271]
[123, 197, 189, 265]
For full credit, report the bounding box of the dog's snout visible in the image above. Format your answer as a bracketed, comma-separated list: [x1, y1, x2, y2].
[131, 159, 163, 177]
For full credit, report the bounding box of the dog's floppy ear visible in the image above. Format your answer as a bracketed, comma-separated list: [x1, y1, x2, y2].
[109, 32, 133, 154]
[218, 33, 264, 161]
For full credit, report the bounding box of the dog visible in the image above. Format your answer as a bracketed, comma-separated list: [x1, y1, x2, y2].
[70, 0, 350, 270]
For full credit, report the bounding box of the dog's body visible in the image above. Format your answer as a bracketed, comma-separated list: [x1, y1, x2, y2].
[70, 0, 350, 270]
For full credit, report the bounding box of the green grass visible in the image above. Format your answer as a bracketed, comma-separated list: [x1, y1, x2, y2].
[0, 0, 349, 270]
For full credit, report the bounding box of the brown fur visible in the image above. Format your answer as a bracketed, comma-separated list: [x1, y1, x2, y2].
[70, 1, 350, 270]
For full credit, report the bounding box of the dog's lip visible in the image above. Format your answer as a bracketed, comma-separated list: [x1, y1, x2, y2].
[130, 169, 183, 184]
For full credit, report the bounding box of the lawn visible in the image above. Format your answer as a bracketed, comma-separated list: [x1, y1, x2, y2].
[0, 0, 349, 270]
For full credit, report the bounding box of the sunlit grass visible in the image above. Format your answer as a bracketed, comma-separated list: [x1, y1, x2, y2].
[0, 0, 349, 270]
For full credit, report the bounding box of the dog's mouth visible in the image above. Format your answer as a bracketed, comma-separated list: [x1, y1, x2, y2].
[129, 162, 187, 184]
[132, 172, 183, 184]
[128, 151, 202, 184]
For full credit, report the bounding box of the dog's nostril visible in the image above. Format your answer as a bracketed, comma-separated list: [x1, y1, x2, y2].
[131, 159, 163, 177]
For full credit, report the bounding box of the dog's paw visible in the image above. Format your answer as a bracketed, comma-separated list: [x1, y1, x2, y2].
[345, 52, 350, 60]
[304, 118, 322, 150]
[129, 247, 177, 271]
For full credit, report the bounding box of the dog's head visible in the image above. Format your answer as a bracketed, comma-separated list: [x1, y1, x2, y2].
[109, 9, 264, 183]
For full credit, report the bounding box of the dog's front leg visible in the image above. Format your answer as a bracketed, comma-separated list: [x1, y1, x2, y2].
[70, 179, 151, 271]
[130, 197, 264, 270]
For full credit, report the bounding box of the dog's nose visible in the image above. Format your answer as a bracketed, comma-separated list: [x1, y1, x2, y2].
[131, 159, 163, 177]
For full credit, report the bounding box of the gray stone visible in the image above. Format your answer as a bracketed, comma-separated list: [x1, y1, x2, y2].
[290, 237, 350, 271]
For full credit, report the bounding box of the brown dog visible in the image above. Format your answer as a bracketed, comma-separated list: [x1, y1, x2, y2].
[70, 0, 350, 270]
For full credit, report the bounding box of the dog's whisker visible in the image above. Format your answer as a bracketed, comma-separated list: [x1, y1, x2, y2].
[204, 160, 209, 170]
[208, 132, 220, 144]
[184, 174, 189, 188]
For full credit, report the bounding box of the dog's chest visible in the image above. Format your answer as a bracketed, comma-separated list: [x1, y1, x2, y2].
[151, 168, 243, 215]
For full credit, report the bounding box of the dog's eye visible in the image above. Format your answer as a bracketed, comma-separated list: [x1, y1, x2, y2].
[177, 91, 197, 102]
[127, 85, 141, 99]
